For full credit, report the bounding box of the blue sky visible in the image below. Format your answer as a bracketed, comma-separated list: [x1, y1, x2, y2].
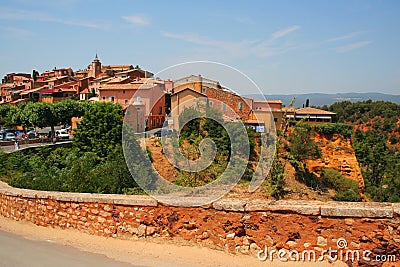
[0, 0, 399, 95]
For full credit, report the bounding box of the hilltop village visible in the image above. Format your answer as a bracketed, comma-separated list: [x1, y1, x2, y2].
[0, 55, 370, 203]
[1, 55, 336, 132]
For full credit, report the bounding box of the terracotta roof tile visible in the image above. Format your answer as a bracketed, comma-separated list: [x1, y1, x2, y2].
[295, 107, 335, 115]
[253, 99, 282, 104]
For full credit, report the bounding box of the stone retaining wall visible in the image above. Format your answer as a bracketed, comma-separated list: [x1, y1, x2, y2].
[0, 182, 398, 266]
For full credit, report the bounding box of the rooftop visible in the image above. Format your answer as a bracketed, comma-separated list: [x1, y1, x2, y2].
[295, 107, 336, 115]
[253, 99, 282, 104]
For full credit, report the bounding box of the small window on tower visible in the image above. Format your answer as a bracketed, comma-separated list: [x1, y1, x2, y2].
[238, 102, 243, 110]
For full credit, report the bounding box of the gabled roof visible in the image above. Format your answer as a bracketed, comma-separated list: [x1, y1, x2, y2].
[171, 87, 208, 97]
[295, 107, 335, 115]
[80, 88, 90, 94]
[115, 68, 145, 75]
[105, 77, 131, 84]
[20, 86, 47, 95]
[45, 75, 69, 82]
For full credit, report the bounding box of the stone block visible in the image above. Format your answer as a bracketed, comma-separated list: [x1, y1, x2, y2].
[212, 198, 246, 211]
[245, 200, 321, 215]
[112, 195, 157, 207]
[321, 202, 393, 218]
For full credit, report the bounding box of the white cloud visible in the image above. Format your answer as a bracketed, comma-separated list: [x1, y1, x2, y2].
[162, 25, 301, 59]
[162, 32, 234, 48]
[0, 7, 109, 30]
[324, 31, 367, 43]
[336, 41, 372, 53]
[122, 15, 150, 26]
[62, 19, 108, 29]
[270, 25, 301, 41]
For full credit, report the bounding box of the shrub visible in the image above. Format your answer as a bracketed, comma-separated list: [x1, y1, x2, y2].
[288, 126, 321, 161]
[296, 123, 354, 138]
[321, 168, 361, 202]
[335, 189, 361, 202]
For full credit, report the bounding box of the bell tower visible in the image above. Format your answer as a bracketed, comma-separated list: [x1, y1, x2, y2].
[89, 53, 101, 78]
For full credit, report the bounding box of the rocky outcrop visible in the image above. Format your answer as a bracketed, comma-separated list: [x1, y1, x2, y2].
[306, 132, 365, 190]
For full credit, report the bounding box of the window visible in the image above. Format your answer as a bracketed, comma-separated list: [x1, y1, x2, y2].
[137, 96, 141, 102]
[108, 96, 115, 102]
[202, 87, 207, 93]
[238, 102, 243, 110]
[123, 90, 126, 94]
[222, 102, 226, 112]
[102, 96, 106, 100]
[159, 107, 163, 115]
[125, 99, 128, 105]
[209, 101, 213, 107]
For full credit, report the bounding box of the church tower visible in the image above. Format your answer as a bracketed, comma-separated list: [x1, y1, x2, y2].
[89, 53, 101, 78]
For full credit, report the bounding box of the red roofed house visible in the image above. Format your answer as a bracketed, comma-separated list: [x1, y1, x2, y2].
[291, 107, 336, 123]
[99, 78, 168, 130]
[171, 75, 254, 122]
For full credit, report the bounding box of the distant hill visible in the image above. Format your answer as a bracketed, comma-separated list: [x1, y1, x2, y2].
[245, 92, 400, 107]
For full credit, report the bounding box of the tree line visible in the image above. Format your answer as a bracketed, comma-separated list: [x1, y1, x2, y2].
[0, 100, 90, 137]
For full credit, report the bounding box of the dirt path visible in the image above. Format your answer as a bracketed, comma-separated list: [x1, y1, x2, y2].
[0, 216, 345, 267]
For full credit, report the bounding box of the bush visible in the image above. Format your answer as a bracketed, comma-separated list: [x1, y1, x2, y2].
[335, 189, 361, 202]
[296, 123, 354, 138]
[4, 145, 140, 194]
[321, 168, 361, 202]
[313, 123, 354, 138]
[288, 126, 321, 161]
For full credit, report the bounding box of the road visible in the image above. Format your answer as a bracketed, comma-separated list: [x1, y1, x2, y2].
[0, 230, 141, 267]
[0, 140, 71, 154]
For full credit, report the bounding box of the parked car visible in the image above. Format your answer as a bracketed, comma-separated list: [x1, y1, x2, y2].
[56, 129, 69, 140]
[64, 125, 72, 131]
[27, 130, 37, 139]
[4, 132, 16, 141]
[153, 129, 176, 137]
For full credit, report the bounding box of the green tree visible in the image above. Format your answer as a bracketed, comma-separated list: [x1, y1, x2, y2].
[73, 101, 123, 158]
[24, 102, 58, 137]
[32, 70, 39, 82]
[0, 104, 14, 128]
[54, 100, 86, 127]
[288, 125, 321, 161]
